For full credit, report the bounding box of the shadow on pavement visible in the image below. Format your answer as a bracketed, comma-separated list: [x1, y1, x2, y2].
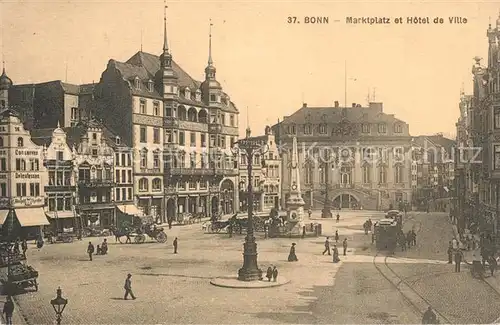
[139, 273, 213, 279]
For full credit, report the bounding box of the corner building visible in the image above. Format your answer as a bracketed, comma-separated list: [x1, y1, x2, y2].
[274, 102, 412, 211]
[95, 10, 239, 222]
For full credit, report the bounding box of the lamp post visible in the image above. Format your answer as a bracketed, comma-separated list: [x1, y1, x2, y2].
[231, 128, 269, 281]
[50, 287, 68, 325]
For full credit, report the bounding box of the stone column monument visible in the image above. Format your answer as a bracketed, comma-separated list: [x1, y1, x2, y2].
[286, 136, 305, 232]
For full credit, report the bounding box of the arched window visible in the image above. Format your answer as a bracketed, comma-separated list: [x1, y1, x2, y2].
[187, 107, 197, 122]
[378, 166, 387, 184]
[178, 106, 187, 121]
[395, 164, 404, 184]
[17, 137, 24, 147]
[362, 164, 371, 183]
[152, 178, 162, 191]
[340, 166, 352, 184]
[140, 149, 148, 168]
[139, 178, 149, 191]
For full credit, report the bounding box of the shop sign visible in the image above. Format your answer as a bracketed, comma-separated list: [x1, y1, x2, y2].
[11, 196, 44, 208]
[15, 173, 40, 179]
[15, 149, 39, 156]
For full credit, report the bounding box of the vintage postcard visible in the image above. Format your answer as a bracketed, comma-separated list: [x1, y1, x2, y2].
[0, 0, 497, 324]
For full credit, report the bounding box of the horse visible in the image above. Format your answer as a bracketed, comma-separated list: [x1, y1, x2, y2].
[109, 226, 131, 243]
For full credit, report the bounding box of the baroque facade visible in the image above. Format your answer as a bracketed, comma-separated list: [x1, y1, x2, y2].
[273, 101, 412, 211]
[0, 106, 50, 239]
[94, 9, 239, 221]
[238, 126, 281, 213]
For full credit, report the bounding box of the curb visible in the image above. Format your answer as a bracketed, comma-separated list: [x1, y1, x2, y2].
[210, 276, 290, 289]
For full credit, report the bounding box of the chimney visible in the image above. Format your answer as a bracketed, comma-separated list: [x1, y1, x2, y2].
[334, 101, 339, 108]
[369, 102, 383, 112]
[352, 103, 356, 107]
[302, 103, 307, 108]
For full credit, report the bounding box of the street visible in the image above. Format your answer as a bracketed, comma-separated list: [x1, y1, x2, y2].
[5, 210, 500, 324]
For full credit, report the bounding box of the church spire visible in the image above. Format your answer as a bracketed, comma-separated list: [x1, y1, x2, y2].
[160, 0, 172, 68]
[204, 19, 216, 80]
[208, 19, 213, 66]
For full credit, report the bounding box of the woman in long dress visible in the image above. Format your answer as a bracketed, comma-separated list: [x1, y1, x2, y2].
[333, 245, 340, 263]
[288, 243, 298, 262]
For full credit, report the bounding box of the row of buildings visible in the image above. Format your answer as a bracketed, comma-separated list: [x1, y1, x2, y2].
[454, 14, 500, 238]
[0, 6, 459, 237]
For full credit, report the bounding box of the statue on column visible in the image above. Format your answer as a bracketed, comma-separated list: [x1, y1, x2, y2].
[286, 137, 305, 232]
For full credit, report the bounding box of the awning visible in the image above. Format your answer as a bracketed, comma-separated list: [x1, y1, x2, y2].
[15, 208, 50, 227]
[45, 211, 75, 219]
[0, 210, 9, 225]
[116, 204, 144, 217]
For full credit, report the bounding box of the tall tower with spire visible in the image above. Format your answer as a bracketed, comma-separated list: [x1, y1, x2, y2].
[488, 19, 497, 68]
[286, 136, 305, 227]
[0, 63, 12, 109]
[201, 19, 222, 106]
[156, 1, 178, 100]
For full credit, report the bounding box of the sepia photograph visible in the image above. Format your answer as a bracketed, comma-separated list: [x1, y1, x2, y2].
[0, 0, 498, 324]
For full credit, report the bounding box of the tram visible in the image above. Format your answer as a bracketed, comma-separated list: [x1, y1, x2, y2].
[373, 218, 399, 251]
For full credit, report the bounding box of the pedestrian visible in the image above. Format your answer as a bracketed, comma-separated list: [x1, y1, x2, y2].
[411, 230, 417, 246]
[490, 256, 497, 276]
[288, 243, 298, 262]
[173, 237, 178, 254]
[168, 218, 173, 230]
[447, 241, 453, 264]
[101, 238, 108, 255]
[400, 235, 406, 251]
[87, 241, 95, 261]
[272, 266, 278, 282]
[422, 306, 437, 324]
[322, 237, 331, 255]
[21, 239, 27, 257]
[342, 238, 348, 256]
[406, 231, 412, 248]
[334, 230, 339, 243]
[308, 209, 312, 219]
[302, 226, 306, 239]
[123, 273, 136, 300]
[3, 296, 14, 325]
[336, 213, 340, 223]
[332, 245, 340, 263]
[266, 266, 273, 282]
[454, 250, 463, 272]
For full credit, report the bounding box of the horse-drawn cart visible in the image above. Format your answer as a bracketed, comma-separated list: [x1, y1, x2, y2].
[113, 214, 167, 244]
[0, 244, 39, 294]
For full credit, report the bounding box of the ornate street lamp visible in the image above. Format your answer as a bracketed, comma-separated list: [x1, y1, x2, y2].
[231, 128, 269, 281]
[50, 287, 68, 325]
[319, 150, 334, 218]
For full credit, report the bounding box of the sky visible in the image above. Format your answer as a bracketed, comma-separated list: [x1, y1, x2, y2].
[0, 0, 498, 139]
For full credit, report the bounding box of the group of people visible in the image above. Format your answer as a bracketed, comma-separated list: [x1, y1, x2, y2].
[265, 266, 279, 282]
[87, 239, 108, 261]
[322, 236, 348, 263]
[397, 229, 417, 251]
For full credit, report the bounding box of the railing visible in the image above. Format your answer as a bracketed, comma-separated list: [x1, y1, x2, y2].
[164, 116, 179, 127]
[77, 178, 115, 187]
[164, 143, 179, 150]
[166, 167, 238, 177]
[138, 168, 161, 174]
[208, 123, 222, 133]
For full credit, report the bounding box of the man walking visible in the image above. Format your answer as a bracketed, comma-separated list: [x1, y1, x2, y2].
[454, 249, 463, 272]
[173, 237, 178, 254]
[342, 238, 348, 256]
[87, 242, 95, 261]
[3, 296, 14, 325]
[322, 237, 331, 255]
[336, 213, 340, 223]
[334, 230, 339, 243]
[124, 273, 136, 300]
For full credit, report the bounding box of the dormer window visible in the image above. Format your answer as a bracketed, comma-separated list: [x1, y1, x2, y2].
[291, 124, 296, 134]
[362, 124, 370, 133]
[304, 124, 312, 135]
[147, 80, 154, 92]
[195, 89, 202, 101]
[185, 87, 191, 99]
[319, 124, 327, 134]
[378, 123, 386, 133]
[134, 77, 140, 90]
[115, 136, 121, 145]
[210, 94, 216, 102]
[394, 123, 403, 133]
